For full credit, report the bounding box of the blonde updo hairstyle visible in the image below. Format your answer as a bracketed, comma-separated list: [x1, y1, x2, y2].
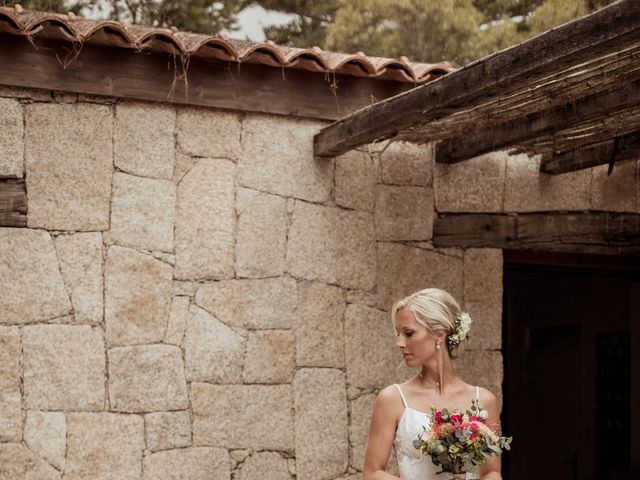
[391, 287, 464, 358]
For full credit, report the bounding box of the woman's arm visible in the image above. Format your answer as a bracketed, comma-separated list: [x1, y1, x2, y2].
[475, 388, 503, 480]
[362, 386, 403, 480]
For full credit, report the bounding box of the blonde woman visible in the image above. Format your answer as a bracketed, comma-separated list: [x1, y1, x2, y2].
[362, 288, 502, 480]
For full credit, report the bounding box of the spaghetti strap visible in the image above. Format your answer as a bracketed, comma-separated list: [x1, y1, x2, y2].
[394, 384, 408, 408]
[475, 385, 480, 402]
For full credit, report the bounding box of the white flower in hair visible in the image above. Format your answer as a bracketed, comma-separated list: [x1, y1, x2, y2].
[447, 310, 472, 350]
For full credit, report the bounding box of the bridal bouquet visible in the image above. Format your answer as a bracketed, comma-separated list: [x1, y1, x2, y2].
[413, 399, 512, 476]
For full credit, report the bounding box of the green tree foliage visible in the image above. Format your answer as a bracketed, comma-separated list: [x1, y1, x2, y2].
[253, 0, 337, 46]
[261, 0, 620, 65]
[3, 0, 91, 14]
[325, 0, 484, 64]
[2, 0, 248, 34]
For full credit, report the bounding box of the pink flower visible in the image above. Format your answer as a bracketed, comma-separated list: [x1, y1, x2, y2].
[470, 422, 480, 432]
[450, 413, 463, 425]
[470, 433, 479, 440]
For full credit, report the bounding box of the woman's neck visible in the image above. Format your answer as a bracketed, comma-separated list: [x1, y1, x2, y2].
[418, 354, 456, 393]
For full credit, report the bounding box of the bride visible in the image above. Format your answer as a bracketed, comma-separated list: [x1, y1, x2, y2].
[362, 288, 503, 480]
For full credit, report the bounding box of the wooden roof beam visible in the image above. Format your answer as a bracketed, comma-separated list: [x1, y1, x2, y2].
[314, 0, 640, 158]
[541, 130, 640, 174]
[435, 80, 640, 164]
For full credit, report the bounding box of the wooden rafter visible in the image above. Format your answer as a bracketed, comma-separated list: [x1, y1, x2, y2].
[435, 80, 640, 165]
[541, 130, 640, 174]
[0, 179, 27, 227]
[314, 0, 640, 165]
[433, 212, 640, 253]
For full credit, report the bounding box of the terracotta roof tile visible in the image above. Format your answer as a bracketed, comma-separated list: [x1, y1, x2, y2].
[0, 6, 454, 83]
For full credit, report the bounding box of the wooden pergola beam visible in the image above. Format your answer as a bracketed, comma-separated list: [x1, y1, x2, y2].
[314, 0, 640, 158]
[541, 130, 640, 174]
[435, 81, 640, 164]
[0, 179, 27, 227]
[433, 212, 640, 251]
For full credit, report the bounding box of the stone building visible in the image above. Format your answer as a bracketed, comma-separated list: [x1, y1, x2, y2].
[0, 6, 638, 480]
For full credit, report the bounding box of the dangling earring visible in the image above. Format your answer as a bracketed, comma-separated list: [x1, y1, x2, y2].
[436, 342, 441, 351]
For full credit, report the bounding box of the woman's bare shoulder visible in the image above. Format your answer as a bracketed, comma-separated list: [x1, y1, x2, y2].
[374, 385, 405, 416]
[477, 386, 499, 407]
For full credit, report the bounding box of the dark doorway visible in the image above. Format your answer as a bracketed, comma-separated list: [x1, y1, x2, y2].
[502, 251, 640, 480]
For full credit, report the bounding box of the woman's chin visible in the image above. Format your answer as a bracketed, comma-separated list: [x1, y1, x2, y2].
[403, 356, 416, 365]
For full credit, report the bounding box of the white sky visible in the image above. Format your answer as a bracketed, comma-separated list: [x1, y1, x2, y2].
[226, 5, 295, 41]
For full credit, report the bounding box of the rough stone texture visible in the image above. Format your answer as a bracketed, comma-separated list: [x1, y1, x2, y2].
[591, 160, 639, 212]
[173, 153, 197, 183]
[177, 107, 241, 159]
[0, 443, 61, 480]
[0, 392, 21, 442]
[504, 153, 592, 212]
[374, 185, 434, 241]
[65, 413, 144, 480]
[110, 173, 176, 252]
[165, 296, 189, 346]
[287, 202, 376, 290]
[0, 86, 51, 101]
[24, 411, 67, 470]
[0, 326, 20, 393]
[424, 248, 464, 305]
[109, 345, 188, 412]
[194, 278, 297, 329]
[23, 325, 105, 410]
[346, 289, 378, 307]
[434, 150, 506, 213]
[345, 304, 398, 389]
[54, 232, 104, 324]
[237, 451, 291, 480]
[463, 249, 503, 350]
[25, 103, 112, 230]
[335, 150, 377, 211]
[184, 305, 246, 383]
[350, 393, 376, 470]
[191, 383, 293, 450]
[105, 246, 172, 346]
[243, 330, 294, 383]
[175, 158, 236, 280]
[294, 369, 348, 480]
[0, 97, 23, 177]
[455, 351, 504, 405]
[145, 411, 192, 452]
[377, 242, 428, 310]
[0, 229, 71, 324]
[239, 114, 332, 202]
[0, 327, 20, 440]
[236, 188, 287, 278]
[380, 141, 433, 186]
[143, 447, 230, 480]
[114, 101, 175, 179]
[296, 282, 346, 368]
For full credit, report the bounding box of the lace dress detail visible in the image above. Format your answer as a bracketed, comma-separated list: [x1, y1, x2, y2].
[393, 384, 479, 480]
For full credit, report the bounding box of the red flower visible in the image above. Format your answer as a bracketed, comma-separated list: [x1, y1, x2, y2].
[450, 413, 463, 425]
[434, 411, 443, 423]
[470, 422, 480, 432]
[469, 416, 480, 422]
[470, 433, 479, 440]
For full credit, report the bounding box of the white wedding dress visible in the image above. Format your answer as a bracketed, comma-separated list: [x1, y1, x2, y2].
[393, 384, 479, 480]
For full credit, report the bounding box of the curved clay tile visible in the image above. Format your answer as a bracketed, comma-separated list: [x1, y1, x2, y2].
[178, 33, 237, 61]
[0, 6, 456, 84]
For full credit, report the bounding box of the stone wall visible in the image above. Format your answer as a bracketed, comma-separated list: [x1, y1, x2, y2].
[0, 86, 637, 480]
